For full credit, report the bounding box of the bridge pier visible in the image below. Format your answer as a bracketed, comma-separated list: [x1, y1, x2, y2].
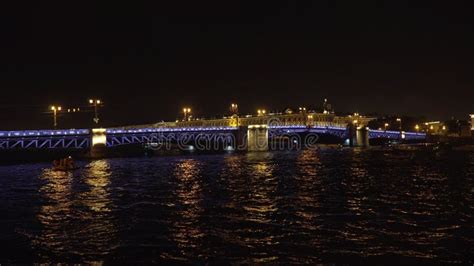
[355, 127, 370, 147]
[348, 124, 370, 147]
[247, 125, 268, 151]
[90, 128, 107, 158]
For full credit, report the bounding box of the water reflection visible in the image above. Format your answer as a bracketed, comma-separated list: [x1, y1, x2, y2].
[75, 160, 117, 260]
[293, 149, 322, 228]
[239, 153, 279, 263]
[34, 160, 117, 262]
[35, 169, 74, 259]
[2, 149, 471, 264]
[164, 159, 204, 261]
[81, 160, 113, 213]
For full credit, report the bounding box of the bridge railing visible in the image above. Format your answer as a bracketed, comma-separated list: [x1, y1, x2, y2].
[0, 129, 90, 138]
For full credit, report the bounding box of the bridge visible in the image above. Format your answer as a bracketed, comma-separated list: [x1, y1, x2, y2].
[0, 112, 426, 155]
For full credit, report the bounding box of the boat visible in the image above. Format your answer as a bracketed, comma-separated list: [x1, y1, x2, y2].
[52, 157, 78, 171]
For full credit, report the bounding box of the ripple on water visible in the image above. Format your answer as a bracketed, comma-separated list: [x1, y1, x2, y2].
[0, 150, 472, 263]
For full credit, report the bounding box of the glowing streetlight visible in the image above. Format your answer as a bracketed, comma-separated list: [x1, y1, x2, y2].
[89, 99, 102, 124]
[183, 107, 192, 121]
[384, 123, 389, 131]
[415, 124, 420, 132]
[50, 105, 62, 128]
[67, 107, 80, 113]
[230, 103, 238, 114]
[257, 109, 266, 116]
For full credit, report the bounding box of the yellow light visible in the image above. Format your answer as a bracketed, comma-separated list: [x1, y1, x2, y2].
[51, 106, 55, 111]
[57, 106, 62, 111]
[68, 109, 71, 112]
[353, 120, 358, 124]
[442, 126, 446, 130]
[430, 125, 434, 130]
[91, 128, 107, 146]
[89, 99, 94, 104]
[384, 123, 389, 127]
[96, 100, 101, 104]
[415, 125, 419, 130]
[183, 108, 187, 113]
[262, 110, 266, 114]
[396, 118, 401, 122]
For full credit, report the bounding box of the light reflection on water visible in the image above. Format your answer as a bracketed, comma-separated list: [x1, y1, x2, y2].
[0, 148, 472, 263]
[163, 159, 204, 262]
[32, 160, 117, 263]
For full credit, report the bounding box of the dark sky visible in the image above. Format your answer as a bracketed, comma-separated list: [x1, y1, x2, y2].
[1, 1, 473, 129]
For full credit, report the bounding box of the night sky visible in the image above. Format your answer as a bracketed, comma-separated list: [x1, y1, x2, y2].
[1, 1, 473, 129]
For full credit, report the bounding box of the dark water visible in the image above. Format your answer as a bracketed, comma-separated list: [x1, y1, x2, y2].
[0, 147, 473, 264]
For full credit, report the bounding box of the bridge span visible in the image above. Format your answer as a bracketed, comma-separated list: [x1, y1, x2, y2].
[0, 112, 426, 154]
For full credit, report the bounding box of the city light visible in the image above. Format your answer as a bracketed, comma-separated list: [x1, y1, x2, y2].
[183, 107, 192, 121]
[230, 103, 238, 114]
[50, 105, 62, 128]
[89, 99, 102, 124]
[257, 109, 266, 116]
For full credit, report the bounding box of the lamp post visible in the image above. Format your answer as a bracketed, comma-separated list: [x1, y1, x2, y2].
[89, 99, 102, 124]
[51, 105, 62, 128]
[230, 103, 238, 115]
[396, 118, 402, 139]
[415, 124, 420, 133]
[183, 107, 191, 121]
[384, 123, 389, 132]
[257, 109, 266, 116]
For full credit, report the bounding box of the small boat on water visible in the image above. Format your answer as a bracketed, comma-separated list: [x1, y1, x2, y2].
[52, 156, 78, 171]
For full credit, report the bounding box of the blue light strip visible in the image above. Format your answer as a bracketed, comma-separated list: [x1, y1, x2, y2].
[106, 126, 238, 134]
[0, 129, 90, 137]
[369, 129, 426, 136]
[0, 126, 426, 139]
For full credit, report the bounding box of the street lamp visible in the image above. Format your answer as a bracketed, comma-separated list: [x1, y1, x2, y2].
[67, 107, 80, 113]
[396, 118, 402, 139]
[230, 103, 238, 115]
[257, 109, 266, 116]
[183, 107, 191, 121]
[384, 123, 389, 131]
[415, 124, 420, 132]
[50, 105, 62, 128]
[89, 99, 102, 124]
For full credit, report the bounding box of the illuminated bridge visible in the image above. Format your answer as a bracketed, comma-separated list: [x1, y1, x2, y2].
[0, 112, 426, 153]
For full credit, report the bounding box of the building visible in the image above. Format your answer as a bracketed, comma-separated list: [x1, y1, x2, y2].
[424, 121, 447, 135]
